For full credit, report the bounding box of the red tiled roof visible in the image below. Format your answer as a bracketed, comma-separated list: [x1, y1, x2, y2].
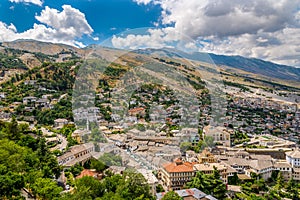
[76, 169, 98, 179]
[163, 161, 196, 173]
[129, 107, 145, 113]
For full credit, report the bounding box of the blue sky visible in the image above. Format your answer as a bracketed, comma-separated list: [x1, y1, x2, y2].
[0, 0, 161, 44]
[0, 0, 300, 67]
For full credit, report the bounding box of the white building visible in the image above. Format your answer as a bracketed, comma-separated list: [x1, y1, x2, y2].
[286, 149, 300, 168]
[203, 125, 231, 147]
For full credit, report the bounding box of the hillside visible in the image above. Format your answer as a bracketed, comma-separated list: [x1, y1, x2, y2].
[135, 48, 300, 83]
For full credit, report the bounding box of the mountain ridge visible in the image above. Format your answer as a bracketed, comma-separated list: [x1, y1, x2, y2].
[1, 40, 300, 82]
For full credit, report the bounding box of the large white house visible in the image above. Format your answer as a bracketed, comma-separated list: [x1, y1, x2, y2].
[286, 149, 300, 168]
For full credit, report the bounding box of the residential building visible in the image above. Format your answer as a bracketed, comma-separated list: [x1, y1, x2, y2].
[197, 149, 217, 164]
[72, 129, 90, 144]
[286, 149, 300, 168]
[160, 158, 196, 190]
[203, 125, 231, 147]
[54, 118, 69, 128]
[57, 143, 95, 167]
[274, 161, 292, 180]
[248, 160, 273, 180]
[156, 188, 218, 200]
[128, 107, 145, 117]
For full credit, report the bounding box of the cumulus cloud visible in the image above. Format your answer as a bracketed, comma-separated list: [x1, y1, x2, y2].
[126, 0, 300, 66]
[9, 0, 43, 6]
[112, 28, 182, 49]
[0, 5, 93, 47]
[133, 0, 153, 5]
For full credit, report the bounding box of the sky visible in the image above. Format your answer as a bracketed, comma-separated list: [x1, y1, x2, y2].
[0, 0, 300, 67]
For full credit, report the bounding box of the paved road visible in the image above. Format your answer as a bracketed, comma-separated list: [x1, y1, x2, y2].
[41, 127, 68, 151]
[53, 133, 68, 151]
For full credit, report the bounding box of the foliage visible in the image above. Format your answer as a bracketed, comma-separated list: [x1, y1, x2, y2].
[0, 119, 61, 199]
[156, 184, 165, 193]
[31, 178, 63, 200]
[68, 163, 84, 177]
[161, 191, 181, 200]
[36, 98, 73, 125]
[228, 172, 240, 185]
[99, 153, 122, 167]
[0, 52, 27, 69]
[186, 167, 226, 199]
[63, 170, 154, 200]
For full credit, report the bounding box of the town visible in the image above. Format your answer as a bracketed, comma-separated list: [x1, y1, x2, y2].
[0, 48, 299, 199]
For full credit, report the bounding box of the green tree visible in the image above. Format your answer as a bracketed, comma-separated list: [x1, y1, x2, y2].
[99, 192, 123, 200]
[186, 171, 208, 193]
[99, 153, 122, 166]
[206, 167, 226, 199]
[31, 178, 63, 200]
[228, 172, 240, 185]
[117, 170, 152, 200]
[103, 173, 123, 193]
[275, 171, 284, 190]
[161, 191, 181, 200]
[90, 159, 106, 172]
[0, 169, 25, 198]
[69, 163, 84, 177]
[3, 117, 21, 140]
[180, 141, 192, 152]
[156, 184, 165, 193]
[74, 176, 104, 199]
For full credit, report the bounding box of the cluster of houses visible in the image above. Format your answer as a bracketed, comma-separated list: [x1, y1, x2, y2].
[226, 96, 300, 141]
[158, 142, 300, 192]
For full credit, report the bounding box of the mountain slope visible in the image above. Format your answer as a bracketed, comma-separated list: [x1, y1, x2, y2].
[134, 48, 300, 82]
[2, 40, 300, 82]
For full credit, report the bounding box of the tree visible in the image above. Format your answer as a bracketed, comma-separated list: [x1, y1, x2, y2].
[0, 170, 25, 198]
[228, 172, 240, 185]
[74, 176, 104, 199]
[31, 178, 63, 200]
[117, 170, 152, 200]
[180, 141, 192, 152]
[99, 153, 122, 167]
[3, 117, 21, 140]
[286, 177, 296, 191]
[202, 136, 215, 149]
[186, 171, 208, 193]
[187, 167, 230, 199]
[275, 171, 284, 190]
[156, 184, 165, 193]
[90, 159, 106, 172]
[69, 163, 84, 177]
[206, 167, 226, 199]
[286, 177, 299, 200]
[99, 192, 123, 200]
[103, 173, 123, 193]
[161, 191, 181, 200]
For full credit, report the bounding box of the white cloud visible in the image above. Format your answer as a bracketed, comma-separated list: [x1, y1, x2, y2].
[0, 5, 93, 47]
[127, 0, 300, 66]
[111, 27, 190, 50]
[133, 0, 153, 5]
[9, 0, 43, 6]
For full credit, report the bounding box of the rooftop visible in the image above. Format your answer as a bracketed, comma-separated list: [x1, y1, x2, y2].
[156, 188, 209, 200]
[193, 163, 227, 171]
[163, 159, 196, 173]
[76, 169, 99, 179]
[249, 160, 273, 171]
[286, 149, 300, 159]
